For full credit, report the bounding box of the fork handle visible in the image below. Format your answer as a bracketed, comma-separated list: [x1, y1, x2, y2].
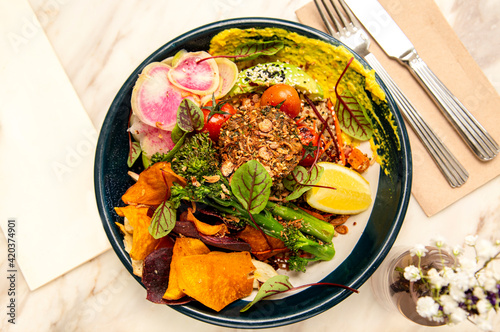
[365, 53, 468, 187]
[401, 50, 499, 161]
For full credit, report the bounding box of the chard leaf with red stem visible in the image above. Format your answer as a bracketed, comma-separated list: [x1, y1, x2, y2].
[230, 160, 272, 215]
[148, 200, 176, 239]
[283, 164, 324, 201]
[128, 141, 142, 167]
[230, 160, 274, 250]
[334, 58, 373, 141]
[240, 275, 358, 312]
[198, 41, 284, 63]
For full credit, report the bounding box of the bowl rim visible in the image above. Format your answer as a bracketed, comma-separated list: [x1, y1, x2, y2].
[95, 17, 412, 329]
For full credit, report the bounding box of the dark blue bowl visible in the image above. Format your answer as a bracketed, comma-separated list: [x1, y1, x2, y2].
[95, 17, 412, 329]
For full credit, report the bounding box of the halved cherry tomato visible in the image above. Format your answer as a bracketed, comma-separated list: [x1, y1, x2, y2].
[201, 101, 236, 141]
[261, 84, 301, 118]
[298, 125, 325, 166]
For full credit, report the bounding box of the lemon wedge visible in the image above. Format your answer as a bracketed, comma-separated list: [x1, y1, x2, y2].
[305, 162, 372, 214]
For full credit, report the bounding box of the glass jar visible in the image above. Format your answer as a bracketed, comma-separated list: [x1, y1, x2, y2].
[371, 246, 455, 326]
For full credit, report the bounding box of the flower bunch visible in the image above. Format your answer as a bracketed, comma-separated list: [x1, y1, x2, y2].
[403, 236, 500, 331]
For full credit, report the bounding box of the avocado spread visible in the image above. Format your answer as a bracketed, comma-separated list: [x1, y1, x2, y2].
[209, 27, 401, 176]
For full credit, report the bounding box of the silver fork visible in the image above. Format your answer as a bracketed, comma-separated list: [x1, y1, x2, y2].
[314, 0, 469, 188]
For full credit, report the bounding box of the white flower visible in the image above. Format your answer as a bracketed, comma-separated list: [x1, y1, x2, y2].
[431, 236, 446, 248]
[451, 270, 473, 290]
[410, 244, 428, 257]
[439, 294, 458, 315]
[465, 234, 478, 246]
[403, 265, 421, 282]
[458, 256, 478, 274]
[478, 270, 498, 292]
[448, 284, 466, 302]
[427, 268, 447, 289]
[449, 307, 468, 324]
[473, 287, 486, 300]
[416, 296, 439, 318]
[441, 266, 455, 284]
[476, 299, 492, 315]
[475, 239, 497, 261]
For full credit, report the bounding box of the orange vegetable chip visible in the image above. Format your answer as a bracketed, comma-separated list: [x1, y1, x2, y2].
[238, 225, 288, 260]
[115, 205, 159, 260]
[185, 208, 228, 237]
[347, 148, 370, 173]
[122, 162, 186, 206]
[177, 251, 256, 312]
[163, 237, 210, 300]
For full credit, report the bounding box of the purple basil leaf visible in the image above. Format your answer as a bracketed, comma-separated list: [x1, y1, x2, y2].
[176, 98, 204, 132]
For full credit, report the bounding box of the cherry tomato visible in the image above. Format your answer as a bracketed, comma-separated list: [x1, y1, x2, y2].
[201, 101, 236, 141]
[298, 125, 324, 166]
[261, 84, 301, 118]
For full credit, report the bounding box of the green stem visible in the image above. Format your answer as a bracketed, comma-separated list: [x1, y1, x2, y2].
[266, 202, 335, 243]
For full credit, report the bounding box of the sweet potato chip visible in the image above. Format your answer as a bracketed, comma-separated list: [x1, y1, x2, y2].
[163, 237, 210, 300]
[185, 208, 228, 237]
[121, 162, 186, 206]
[238, 225, 288, 260]
[115, 205, 159, 260]
[177, 251, 256, 312]
[115, 222, 133, 254]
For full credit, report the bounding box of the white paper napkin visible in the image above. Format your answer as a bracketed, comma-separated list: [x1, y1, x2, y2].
[0, 0, 110, 290]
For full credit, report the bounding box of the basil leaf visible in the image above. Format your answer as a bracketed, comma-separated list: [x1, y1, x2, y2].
[176, 98, 204, 132]
[240, 275, 293, 312]
[171, 124, 184, 144]
[148, 201, 176, 239]
[231, 160, 272, 215]
[234, 41, 284, 61]
[127, 141, 142, 167]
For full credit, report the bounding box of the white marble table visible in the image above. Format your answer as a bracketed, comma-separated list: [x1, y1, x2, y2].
[2, 0, 499, 331]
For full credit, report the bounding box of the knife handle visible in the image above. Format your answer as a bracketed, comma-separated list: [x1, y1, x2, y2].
[364, 53, 468, 187]
[402, 50, 499, 161]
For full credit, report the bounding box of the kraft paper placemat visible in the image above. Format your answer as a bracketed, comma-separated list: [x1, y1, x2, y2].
[296, 0, 500, 216]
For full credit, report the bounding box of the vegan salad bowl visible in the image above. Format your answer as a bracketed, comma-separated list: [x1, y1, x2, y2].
[94, 18, 412, 329]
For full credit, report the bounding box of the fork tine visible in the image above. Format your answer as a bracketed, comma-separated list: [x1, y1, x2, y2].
[338, 0, 360, 28]
[328, 0, 350, 29]
[313, 0, 335, 35]
[321, 0, 343, 32]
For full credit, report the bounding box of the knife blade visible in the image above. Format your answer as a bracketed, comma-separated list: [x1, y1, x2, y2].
[343, 0, 499, 161]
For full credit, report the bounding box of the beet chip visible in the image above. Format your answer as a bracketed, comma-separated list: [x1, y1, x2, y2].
[142, 247, 192, 305]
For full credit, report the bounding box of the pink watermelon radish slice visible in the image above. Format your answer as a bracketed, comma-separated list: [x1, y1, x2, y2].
[167, 51, 219, 96]
[128, 114, 175, 157]
[214, 58, 238, 97]
[200, 58, 239, 105]
[131, 62, 192, 131]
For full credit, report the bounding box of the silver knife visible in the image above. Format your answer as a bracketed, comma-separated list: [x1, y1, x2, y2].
[343, 0, 499, 161]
